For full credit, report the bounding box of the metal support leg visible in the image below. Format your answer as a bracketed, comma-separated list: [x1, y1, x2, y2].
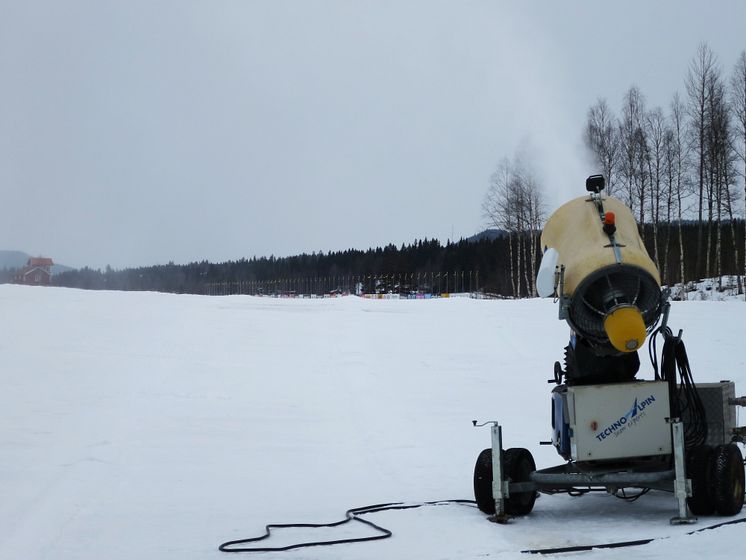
[670, 419, 697, 525]
[490, 423, 510, 523]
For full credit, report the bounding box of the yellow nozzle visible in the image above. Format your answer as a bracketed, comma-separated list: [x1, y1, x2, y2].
[603, 305, 646, 353]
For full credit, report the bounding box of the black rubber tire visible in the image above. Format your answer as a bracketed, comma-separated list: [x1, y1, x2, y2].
[473, 448, 495, 514]
[686, 445, 715, 516]
[503, 448, 538, 516]
[711, 443, 745, 516]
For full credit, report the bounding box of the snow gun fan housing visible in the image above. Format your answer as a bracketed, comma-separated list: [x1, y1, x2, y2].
[538, 176, 662, 362]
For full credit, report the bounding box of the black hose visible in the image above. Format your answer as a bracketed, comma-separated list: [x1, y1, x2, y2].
[521, 516, 746, 554]
[218, 500, 476, 553]
[648, 326, 708, 449]
[523, 537, 657, 554]
[219, 498, 746, 555]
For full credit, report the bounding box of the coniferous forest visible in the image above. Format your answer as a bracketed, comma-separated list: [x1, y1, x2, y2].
[50, 221, 744, 298]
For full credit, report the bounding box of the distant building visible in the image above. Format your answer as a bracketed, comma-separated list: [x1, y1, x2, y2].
[15, 257, 54, 286]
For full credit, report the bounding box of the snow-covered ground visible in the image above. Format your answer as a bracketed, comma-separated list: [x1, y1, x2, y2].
[669, 275, 746, 302]
[1, 285, 744, 560]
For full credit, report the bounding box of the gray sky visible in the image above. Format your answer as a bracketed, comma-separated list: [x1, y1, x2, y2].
[3, 0, 746, 269]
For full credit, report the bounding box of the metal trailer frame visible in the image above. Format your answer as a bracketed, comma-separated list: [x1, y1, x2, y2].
[482, 419, 696, 525]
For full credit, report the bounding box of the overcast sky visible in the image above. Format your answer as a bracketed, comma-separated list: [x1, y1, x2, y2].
[3, 1, 746, 269]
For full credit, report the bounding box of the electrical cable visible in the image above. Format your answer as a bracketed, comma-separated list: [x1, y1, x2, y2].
[546, 486, 651, 501]
[218, 497, 746, 555]
[521, 516, 746, 554]
[613, 488, 650, 502]
[674, 338, 708, 448]
[567, 487, 601, 497]
[218, 499, 476, 553]
[648, 326, 708, 449]
[542, 487, 606, 497]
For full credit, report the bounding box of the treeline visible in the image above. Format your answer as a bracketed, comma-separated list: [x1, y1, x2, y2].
[53, 237, 516, 295]
[585, 42, 746, 288]
[51, 221, 744, 297]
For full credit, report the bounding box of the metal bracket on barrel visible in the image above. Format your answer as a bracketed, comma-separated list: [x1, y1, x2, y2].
[557, 266, 570, 321]
[659, 288, 672, 331]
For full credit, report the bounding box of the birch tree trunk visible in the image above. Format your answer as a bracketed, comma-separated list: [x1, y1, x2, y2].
[686, 43, 716, 279]
[730, 51, 746, 297]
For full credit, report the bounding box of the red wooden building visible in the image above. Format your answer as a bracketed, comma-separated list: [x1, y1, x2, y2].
[15, 257, 54, 286]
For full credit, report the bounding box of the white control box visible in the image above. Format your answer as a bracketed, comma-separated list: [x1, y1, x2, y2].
[568, 381, 672, 462]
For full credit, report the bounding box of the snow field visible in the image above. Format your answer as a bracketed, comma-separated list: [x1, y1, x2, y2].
[1, 285, 744, 559]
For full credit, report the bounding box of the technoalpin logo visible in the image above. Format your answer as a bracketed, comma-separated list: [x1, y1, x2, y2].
[595, 394, 657, 442]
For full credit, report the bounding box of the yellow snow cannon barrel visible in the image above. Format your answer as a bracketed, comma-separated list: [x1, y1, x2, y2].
[539, 192, 662, 353]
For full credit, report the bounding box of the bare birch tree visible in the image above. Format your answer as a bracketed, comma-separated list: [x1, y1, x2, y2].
[646, 106, 666, 276]
[705, 68, 733, 282]
[686, 43, 717, 277]
[669, 93, 691, 286]
[513, 159, 546, 296]
[483, 158, 517, 296]
[619, 86, 651, 237]
[731, 50, 746, 297]
[482, 154, 547, 297]
[585, 98, 620, 196]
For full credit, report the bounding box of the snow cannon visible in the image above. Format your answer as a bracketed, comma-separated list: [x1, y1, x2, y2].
[537, 174, 662, 357]
[472, 174, 746, 528]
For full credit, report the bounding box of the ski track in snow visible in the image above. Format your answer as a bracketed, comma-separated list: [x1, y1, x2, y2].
[1, 285, 744, 560]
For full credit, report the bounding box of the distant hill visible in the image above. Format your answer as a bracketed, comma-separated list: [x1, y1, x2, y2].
[466, 229, 507, 242]
[0, 250, 30, 269]
[0, 250, 74, 275]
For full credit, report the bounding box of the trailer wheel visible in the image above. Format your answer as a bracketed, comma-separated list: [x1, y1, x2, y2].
[712, 443, 745, 516]
[686, 445, 714, 516]
[504, 448, 537, 516]
[473, 448, 496, 514]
